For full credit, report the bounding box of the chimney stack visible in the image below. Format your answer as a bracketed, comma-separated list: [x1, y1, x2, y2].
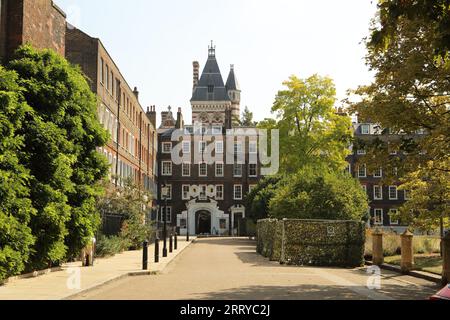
[133, 87, 139, 99]
[146, 105, 157, 128]
[193, 61, 200, 89]
[176, 107, 184, 129]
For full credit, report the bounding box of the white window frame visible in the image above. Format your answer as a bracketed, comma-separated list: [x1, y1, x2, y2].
[182, 162, 191, 177]
[215, 185, 224, 200]
[358, 164, 367, 178]
[249, 164, 257, 177]
[374, 167, 383, 178]
[357, 149, 366, 155]
[161, 161, 172, 176]
[389, 209, 399, 225]
[234, 142, 243, 154]
[404, 190, 411, 200]
[361, 124, 370, 135]
[162, 142, 172, 154]
[165, 184, 173, 200]
[249, 184, 257, 194]
[212, 126, 222, 135]
[182, 141, 191, 154]
[233, 185, 243, 200]
[374, 209, 383, 226]
[182, 185, 190, 200]
[249, 141, 258, 154]
[389, 186, 398, 200]
[233, 164, 243, 177]
[215, 141, 224, 154]
[215, 162, 224, 177]
[199, 162, 207, 177]
[160, 206, 172, 222]
[373, 185, 383, 200]
[199, 185, 207, 200]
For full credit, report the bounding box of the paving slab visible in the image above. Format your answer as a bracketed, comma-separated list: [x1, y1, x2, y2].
[0, 238, 195, 300]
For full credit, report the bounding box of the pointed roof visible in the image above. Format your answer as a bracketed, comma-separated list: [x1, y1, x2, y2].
[191, 42, 230, 102]
[226, 65, 240, 91]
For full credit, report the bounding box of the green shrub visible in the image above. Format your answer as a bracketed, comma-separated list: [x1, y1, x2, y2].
[269, 167, 369, 221]
[95, 235, 130, 258]
[0, 66, 36, 282]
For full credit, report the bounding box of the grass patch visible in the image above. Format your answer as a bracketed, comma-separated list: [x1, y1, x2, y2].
[384, 254, 443, 275]
[365, 230, 441, 257]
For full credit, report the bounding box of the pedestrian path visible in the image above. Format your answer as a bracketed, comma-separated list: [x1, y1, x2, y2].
[0, 238, 195, 300]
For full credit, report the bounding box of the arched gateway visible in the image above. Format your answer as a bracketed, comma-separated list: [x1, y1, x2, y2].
[196, 210, 212, 235]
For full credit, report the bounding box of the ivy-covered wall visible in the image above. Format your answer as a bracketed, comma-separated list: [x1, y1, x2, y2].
[257, 219, 366, 267]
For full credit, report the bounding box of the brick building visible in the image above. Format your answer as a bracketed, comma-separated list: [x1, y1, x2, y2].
[157, 44, 261, 236]
[65, 26, 157, 192]
[0, 0, 66, 61]
[347, 122, 422, 232]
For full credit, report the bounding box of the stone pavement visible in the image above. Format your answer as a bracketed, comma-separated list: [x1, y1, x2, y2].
[75, 238, 441, 300]
[0, 237, 195, 300]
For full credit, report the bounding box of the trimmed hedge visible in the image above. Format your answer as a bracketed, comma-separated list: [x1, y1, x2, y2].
[257, 219, 366, 267]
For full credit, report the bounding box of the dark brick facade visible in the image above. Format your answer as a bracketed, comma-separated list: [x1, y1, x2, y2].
[65, 26, 158, 193]
[157, 109, 261, 236]
[347, 122, 420, 231]
[0, 0, 66, 61]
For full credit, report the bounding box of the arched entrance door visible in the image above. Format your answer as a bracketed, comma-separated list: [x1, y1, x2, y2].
[196, 210, 211, 235]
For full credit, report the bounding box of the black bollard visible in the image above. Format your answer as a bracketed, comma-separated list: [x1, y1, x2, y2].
[174, 232, 178, 250]
[169, 233, 173, 253]
[154, 236, 160, 263]
[142, 240, 148, 270]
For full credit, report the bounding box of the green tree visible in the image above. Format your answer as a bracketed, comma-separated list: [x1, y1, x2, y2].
[7, 46, 109, 269]
[397, 160, 450, 232]
[0, 66, 36, 281]
[240, 106, 256, 127]
[371, 0, 450, 57]
[97, 179, 154, 250]
[244, 175, 283, 222]
[269, 167, 369, 221]
[349, 3, 449, 231]
[272, 75, 353, 173]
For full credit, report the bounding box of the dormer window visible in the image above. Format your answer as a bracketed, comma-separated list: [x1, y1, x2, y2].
[361, 124, 370, 135]
[208, 85, 214, 93]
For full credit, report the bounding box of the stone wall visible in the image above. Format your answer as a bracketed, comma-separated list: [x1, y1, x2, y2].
[257, 219, 366, 268]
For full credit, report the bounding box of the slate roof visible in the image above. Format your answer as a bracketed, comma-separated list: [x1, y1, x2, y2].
[191, 50, 230, 102]
[225, 66, 240, 91]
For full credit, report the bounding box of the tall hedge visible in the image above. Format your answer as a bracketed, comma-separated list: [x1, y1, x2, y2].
[6, 46, 109, 270]
[0, 66, 35, 281]
[257, 219, 366, 267]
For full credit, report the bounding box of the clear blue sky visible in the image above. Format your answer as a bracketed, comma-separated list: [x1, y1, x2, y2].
[54, 0, 378, 124]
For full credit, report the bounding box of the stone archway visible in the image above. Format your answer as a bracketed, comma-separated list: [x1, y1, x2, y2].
[196, 210, 211, 235]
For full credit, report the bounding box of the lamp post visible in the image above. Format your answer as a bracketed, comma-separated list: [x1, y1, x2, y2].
[161, 185, 169, 258]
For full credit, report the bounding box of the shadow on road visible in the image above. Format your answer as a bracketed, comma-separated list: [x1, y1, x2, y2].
[194, 282, 433, 301]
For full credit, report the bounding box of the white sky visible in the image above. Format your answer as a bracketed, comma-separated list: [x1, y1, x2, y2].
[54, 0, 378, 125]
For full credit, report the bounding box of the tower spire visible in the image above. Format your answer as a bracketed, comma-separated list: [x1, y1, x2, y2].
[208, 40, 216, 57]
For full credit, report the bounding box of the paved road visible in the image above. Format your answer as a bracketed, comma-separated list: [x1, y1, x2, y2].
[73, 238, 439, 300]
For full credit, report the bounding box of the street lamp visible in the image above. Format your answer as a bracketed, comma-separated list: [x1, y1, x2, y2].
[161, 184, 170, 258]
